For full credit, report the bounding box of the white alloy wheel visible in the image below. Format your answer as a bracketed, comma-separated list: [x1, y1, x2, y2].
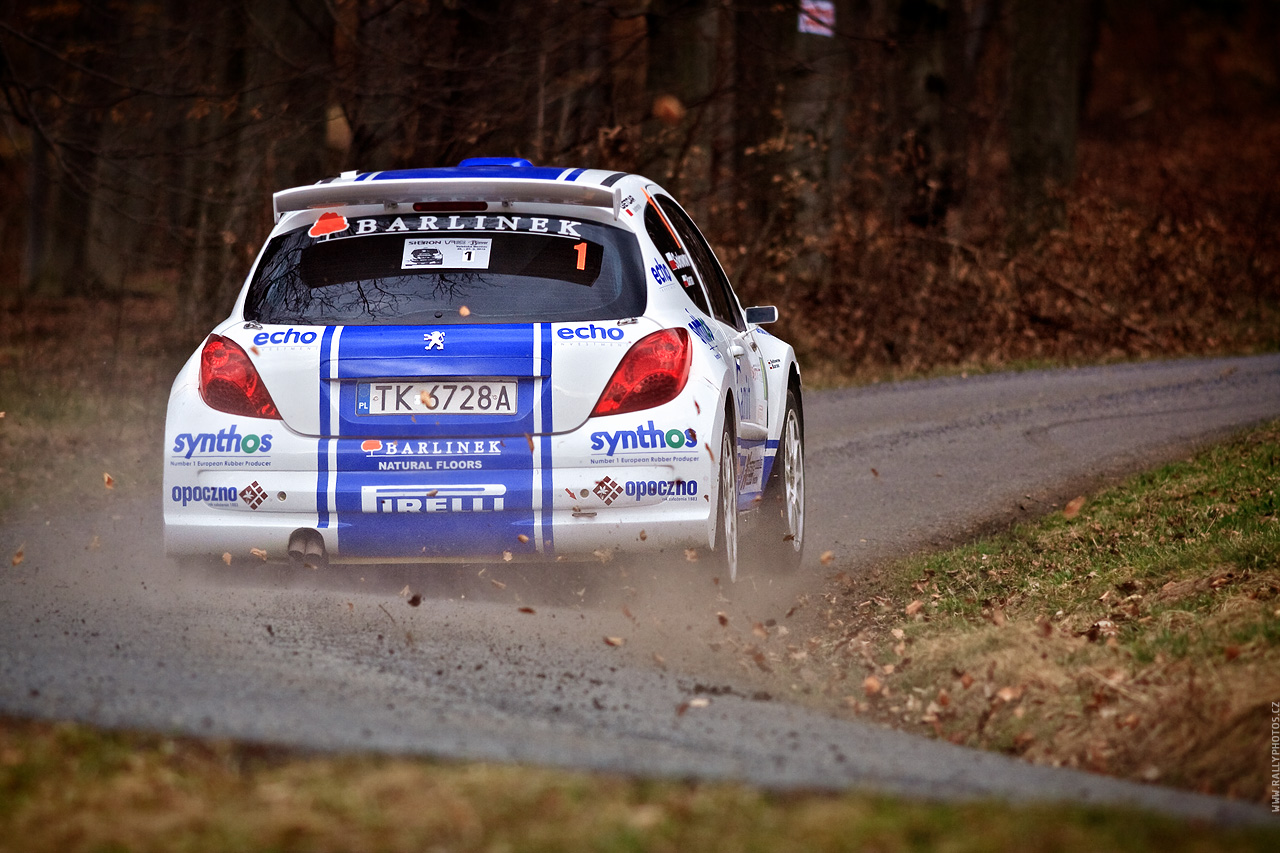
[780, 405, 805, 554]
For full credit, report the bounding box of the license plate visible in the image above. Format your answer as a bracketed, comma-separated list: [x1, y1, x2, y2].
[357, 380, 518, 416]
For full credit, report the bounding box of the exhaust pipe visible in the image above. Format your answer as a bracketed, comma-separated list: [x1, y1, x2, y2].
[288, 529, 328, 569]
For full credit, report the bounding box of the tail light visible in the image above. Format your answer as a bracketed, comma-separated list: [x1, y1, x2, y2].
[590, 328, 691, 418]
[199, 334, 281, 419]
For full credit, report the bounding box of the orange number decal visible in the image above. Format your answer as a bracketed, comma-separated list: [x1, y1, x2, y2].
[573, 241, 587, 271]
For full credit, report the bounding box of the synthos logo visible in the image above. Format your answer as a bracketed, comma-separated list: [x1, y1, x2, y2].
[172, 425, 272, 459]
[589, 420, 696, 456]
[361, 484, 506, 513]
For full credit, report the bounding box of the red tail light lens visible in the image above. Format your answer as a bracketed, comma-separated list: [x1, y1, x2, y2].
[199, 334, 281, 419]
[590, 328, 692, 418]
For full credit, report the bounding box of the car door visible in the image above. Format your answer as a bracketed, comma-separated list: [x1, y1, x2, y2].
[653, 195, 770, 500]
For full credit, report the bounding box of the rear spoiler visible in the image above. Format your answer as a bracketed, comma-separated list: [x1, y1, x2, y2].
[273, 178, 621, 223]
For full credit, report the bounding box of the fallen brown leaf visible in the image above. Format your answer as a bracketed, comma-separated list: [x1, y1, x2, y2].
[518, 606, 535, 614]
[1063, 495, 1086, 519]
[717, 612, 728, 627]
[905, 599, 924, 616]
[863, 675, 882, 696]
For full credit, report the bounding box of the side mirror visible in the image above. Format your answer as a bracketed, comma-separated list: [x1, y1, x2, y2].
[744, 305, 778, 325]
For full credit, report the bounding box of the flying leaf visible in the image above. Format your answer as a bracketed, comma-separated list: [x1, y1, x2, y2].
[518, 606, 535, 614]
[222, 552, 232, 565]
[11, 545, 24, 566]
[407, 594, 422, 607]
[905, 599, 924, 616]
[863, 675, 882, 696]
[103, 472, 115, 489]
[638, 529, 647, 541]
[399, 585, 411, 597]
[458, 305, 471, 317]
[688, 697, 710, 708]
[491, 578, 507, 589]
[819, 550, 834, 565]
[517, 534, 529, 544]
[684, 548, 699, 562]
[419, 390, 434, 408]
[717, 612, 728, 627]
[524, 433, 535, 452]
[502, 550, 513, 562]
[603, 636, 625, 647]
[250, 547, 268, 561]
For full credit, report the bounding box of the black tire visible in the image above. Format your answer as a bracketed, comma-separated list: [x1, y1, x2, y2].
[710, 420, 740, 582]
[750, 386, 805, 572]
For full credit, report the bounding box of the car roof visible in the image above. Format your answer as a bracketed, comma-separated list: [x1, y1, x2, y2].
[272, 158, 645, 224]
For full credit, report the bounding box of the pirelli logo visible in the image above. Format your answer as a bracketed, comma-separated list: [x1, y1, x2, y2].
[361, 484, 507, 514]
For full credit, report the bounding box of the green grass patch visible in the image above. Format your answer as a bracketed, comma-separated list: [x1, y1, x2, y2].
[811, 421, 1280, 802]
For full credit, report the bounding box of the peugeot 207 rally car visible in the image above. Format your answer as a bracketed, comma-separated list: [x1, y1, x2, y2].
[163, 158, 805, 580]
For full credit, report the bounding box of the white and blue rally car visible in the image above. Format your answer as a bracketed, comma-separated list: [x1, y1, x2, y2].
[163, 158, 805, 580]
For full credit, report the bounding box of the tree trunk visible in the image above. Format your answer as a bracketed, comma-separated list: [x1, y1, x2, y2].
[1006, 0, 1085, 248]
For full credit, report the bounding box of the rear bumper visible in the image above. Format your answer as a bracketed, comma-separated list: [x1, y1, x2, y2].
[163, 396, 719, 563]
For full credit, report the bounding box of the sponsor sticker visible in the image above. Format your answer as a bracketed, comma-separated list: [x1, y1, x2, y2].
[401, 237, 492, 270]
[590, 420, 697, 457]
[361, 484, 506, 513]
[171, 426, 272, 461]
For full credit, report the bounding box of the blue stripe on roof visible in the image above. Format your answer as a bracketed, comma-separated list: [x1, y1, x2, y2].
[563, 168, 586, 182]
[368, 166, 573, 182]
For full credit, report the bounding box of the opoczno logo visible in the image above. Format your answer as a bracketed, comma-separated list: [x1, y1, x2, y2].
[171, 485, 240, 507]
[625, 478, 698, 501]
[172, 425, 272, 459]
[589, 420, 696, 456]
[361, 484, 506, 513]
[593, 476, 624, 505]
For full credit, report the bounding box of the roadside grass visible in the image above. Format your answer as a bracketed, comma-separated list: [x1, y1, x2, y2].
[804, 420, 1280, 802]
[1, 717, 1275, 853]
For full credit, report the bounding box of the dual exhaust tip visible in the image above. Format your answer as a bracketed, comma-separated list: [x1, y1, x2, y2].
[287, 528, 328, 569]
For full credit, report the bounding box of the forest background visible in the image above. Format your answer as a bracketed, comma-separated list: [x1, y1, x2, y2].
[1, 0, 1278, 378]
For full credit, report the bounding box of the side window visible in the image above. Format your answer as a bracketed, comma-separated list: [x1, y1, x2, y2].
[643, 199, 711, 316]
[657, 197, 744, 332]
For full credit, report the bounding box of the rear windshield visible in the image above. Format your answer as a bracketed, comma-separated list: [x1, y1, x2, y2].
[244, 214, 645, 325]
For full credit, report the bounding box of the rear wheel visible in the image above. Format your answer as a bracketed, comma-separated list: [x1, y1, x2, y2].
[711, 424, 740, 582]
[751, 387, 804, 572]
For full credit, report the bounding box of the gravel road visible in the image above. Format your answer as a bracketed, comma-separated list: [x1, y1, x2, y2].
[3, 353, 1278, 824]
